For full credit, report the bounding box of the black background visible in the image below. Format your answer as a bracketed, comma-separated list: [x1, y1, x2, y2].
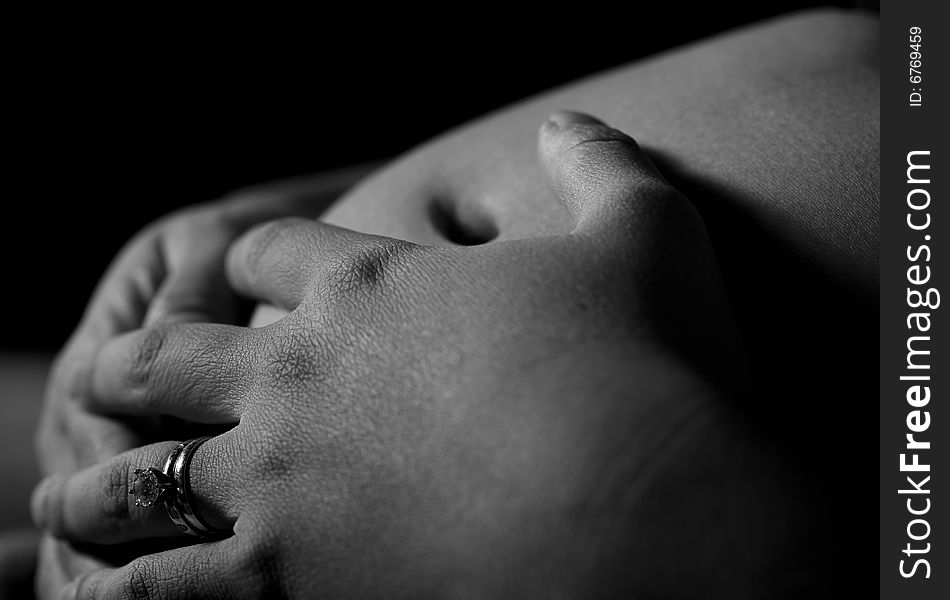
[4, 1, 857, 352]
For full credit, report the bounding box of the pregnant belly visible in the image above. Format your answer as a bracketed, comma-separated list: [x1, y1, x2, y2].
[252, 9, 878, 429]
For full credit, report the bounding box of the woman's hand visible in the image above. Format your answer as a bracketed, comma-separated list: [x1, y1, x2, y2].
[32, 200, 249, 597]
[33, 113, 800, 598]
[33, 168, 374, 598]
[38, 205, 238, 474]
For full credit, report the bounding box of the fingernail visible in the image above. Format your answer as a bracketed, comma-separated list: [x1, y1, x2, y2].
[30, 476, 54, 529]
[546, 110, 608, 130]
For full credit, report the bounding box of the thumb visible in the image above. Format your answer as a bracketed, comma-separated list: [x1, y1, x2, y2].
[538, 110, 681, 236]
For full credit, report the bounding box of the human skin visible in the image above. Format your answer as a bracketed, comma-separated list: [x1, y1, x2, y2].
[30, 9, 878, 598]
[29, 167, 377, 598]
[318, 8, 879, 373]
[35, 112, 818, 598]
[260, 7, 879, 430]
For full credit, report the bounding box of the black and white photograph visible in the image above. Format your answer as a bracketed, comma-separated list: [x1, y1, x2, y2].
[1, 1, 942, 597]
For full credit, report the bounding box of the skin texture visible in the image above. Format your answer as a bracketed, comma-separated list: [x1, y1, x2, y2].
[29, 9, 878, 598]
[313, 10, 879, 538]
[30, 168, 376, 599]
[319, 9, 879, 394]
[34, 112, 816, 598]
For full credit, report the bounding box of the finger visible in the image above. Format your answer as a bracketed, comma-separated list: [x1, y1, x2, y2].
[143, 237, 242, 327]
[86, 322, 259, 422]
[35, 535, 106, 600]
[70, 230, 165, 348]
[62, 537, 259, 600]
[35, 405, 142, 475]
[47, 230, 165, 434]
[226, 216, 421, 311]
[538, 110, 682, 235]
[32, 437, 237, 545]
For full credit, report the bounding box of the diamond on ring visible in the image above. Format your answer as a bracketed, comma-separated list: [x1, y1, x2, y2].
[129, 467, 174, 508]
[130, 438, 224, 538]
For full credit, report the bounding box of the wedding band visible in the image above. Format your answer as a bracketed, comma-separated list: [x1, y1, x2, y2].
[129, 436, 224, 538]
[171, 436, 218, 536]
[162, 440, 206, 537]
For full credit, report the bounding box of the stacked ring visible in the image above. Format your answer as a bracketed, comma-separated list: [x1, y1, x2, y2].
[169, 436, 218, 536]
[129, 436, 225, 538]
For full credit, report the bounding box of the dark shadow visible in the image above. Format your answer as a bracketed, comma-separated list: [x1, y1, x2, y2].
[647, 147, 877, 445]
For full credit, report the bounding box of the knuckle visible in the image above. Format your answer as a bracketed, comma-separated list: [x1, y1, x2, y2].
[254, 441, 299, 483]
[560, 132, 670, 192]
[125, 326, 168, 391]
[261, 322, 333, 391]
[39, 477, 66, 536]
[239, 424, 305, 486]
[50, 348, 95, 407]
[567, 143, 648, 187]
[124, 559, 160, 600]
[325, 238, 417, 298]
[561, 126, 636, 160]
[98, 465, 133, 532]
[72, 570, 102, 600]
[232, 536, 284, 598]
